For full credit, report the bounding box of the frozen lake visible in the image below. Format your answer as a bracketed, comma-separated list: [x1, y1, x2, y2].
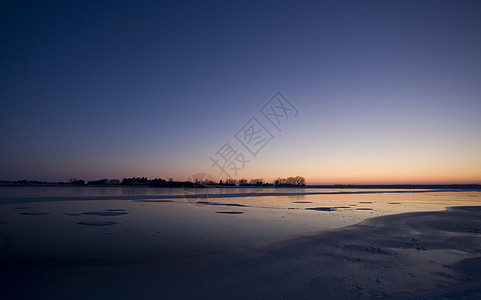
[1, 186, 480, 265]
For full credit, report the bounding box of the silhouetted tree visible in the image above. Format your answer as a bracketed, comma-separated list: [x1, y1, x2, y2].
[225, 179, 237, 185]
[150, 178, 167, 186]
[70, 179, 85, 185]
[249, 178, 264, 185]
[275, 176, 305, 186]
[109, 179, 120, 185]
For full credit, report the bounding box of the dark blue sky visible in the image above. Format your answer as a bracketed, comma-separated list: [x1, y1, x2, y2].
[1, 0, 480, 183]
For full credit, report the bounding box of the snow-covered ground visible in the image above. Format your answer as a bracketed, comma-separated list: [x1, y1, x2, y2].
[0, 187, 480, 298]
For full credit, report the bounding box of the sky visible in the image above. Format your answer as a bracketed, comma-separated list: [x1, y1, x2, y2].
[1, 0, 480, 184]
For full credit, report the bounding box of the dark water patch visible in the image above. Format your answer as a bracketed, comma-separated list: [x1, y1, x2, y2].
[197, 201, 247, 207]
[307, 206, 351, 211]
[359, 201, 373, 204]
[215, 211, 244, 215]
[349, 204, 357, 206]
[307, 207, 338, 212]
[292, 201, 312, 203]
[104, 209, 126, 212]
[356, 208, 373, 210]
[82, 212, 128, 216]
[78, 221, 118, 226]
[14, 207, 29, 210]
[20, 212, 50, 216]
[65, 213, 81, 216]
[0, 221, 8, 225]
[388, 202, 402, 205]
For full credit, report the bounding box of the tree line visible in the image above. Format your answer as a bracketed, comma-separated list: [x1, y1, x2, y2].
[65, 176, 306, 187]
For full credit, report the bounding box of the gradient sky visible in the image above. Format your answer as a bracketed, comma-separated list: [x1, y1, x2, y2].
[1, 0, 480, 184]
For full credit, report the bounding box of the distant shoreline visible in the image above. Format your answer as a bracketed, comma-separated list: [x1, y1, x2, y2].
[1, 182, 480, 190]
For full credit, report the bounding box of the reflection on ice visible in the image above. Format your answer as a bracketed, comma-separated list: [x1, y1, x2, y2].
[0, 187, 479, 266]
[81, 211, 128, 216]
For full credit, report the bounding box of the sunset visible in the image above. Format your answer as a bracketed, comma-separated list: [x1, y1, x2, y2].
[1, 1, 481, 298]
[1, 1, 480, 185]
